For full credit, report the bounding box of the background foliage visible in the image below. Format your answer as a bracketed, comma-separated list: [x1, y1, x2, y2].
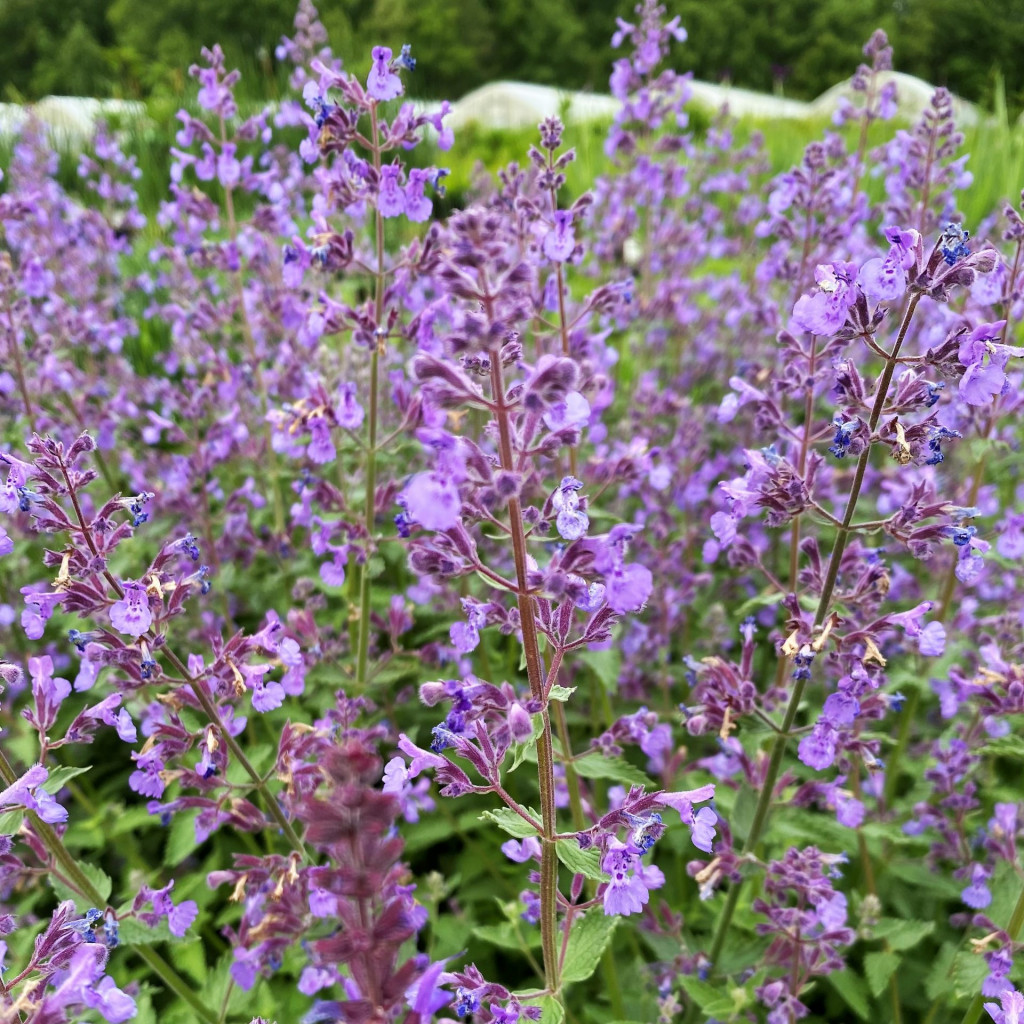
[5, 0, 1024, 115]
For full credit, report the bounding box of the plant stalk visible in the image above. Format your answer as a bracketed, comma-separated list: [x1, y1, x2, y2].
[355, 102, 386, 691]
[489, 349, 560, 996]
[702, 294, 922, 971]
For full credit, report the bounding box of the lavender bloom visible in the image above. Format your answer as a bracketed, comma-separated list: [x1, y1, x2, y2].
[958, 320, 1022, 406]
[985, 988, 1024, 1024]
[543, 211, 576, 262]
[552, 476, 589, 540]
[859, 226, 918, 300]
[109, 581, 153, 637]
[791, 262, 860, 335]
[601, 838, 663, 916]
[366, 46, 404, 101]
[961, 863, 993, 909]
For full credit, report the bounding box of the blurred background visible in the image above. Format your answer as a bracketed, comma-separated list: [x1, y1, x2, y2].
[4, 0, 1024, 117]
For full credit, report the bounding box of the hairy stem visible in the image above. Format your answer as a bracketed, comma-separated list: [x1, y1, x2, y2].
[489, 349, 560, 995]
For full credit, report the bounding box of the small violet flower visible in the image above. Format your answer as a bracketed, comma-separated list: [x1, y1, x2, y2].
[366, 46, 404, 102]
[109, 581, 153, 638]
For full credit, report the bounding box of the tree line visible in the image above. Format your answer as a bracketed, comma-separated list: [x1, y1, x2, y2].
[3, 0, 1023, 117]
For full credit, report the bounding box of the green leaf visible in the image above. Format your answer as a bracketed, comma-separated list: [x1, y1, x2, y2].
[560, 910, 619, 984]
[508, 730, 540, 774]
[0, 809, 25, 834]
[578, 647, 621, 691]
[872, 918, 935, 951]
[473, 921, 541, 951]
[826, 970, 871, 1020]
[548, 684, 575, 702]
[474, 568, 515, 593]
[554, 841, 604, 881]
[164, 809, 200, 867]
[480, 807, 540, 839]
[119, 917, 176, 945]
[572, 752, 651, 787]
[732, 590, 785, 619]
[951, 949, 990, 999]
[729, 783, 759, 844]
[527, 995, 564, 1024]
[864, 951, 900, 998]
[40, 765, 92, 794]
[978, 733, 1024, 760]
[885, 861, 961, 899]
[50, 860, 113, 908]
[677, 974, 737, 1017]
[924, 943, 958, 1002]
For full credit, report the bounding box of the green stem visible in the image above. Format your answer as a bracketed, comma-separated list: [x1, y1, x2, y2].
[0, 750, 218, 1024]
[702, 294, 922, 972]
[489, 345, 560, 996]
[552, 698, 626, 1012]
[355, 102, 386, 691]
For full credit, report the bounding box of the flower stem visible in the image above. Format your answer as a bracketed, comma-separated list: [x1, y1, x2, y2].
[0, 749, 219, 1024]
[702, 294, 922, 973]
[219, 114, 286, 538]
[489, 348, 560, 996]
[58, 459, 308, 860]
[355, 103, 386, 691]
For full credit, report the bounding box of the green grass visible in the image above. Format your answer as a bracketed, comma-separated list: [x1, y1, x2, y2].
[2, 91, 1022, 233]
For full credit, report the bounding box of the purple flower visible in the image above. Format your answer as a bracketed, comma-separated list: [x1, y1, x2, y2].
[0, 525, 12, 556]
[918, 621, 947, 657]
[957, 320, 1022, 406]
[653, 784, 718, 851]
[337, 382, 365, 429]
[49, 945, 137, 1023]
[798, 723, 838, 771]
[543, 211, 576, 262]
[109, 581, 153, 638]
[378, 164, 406, 218]
[309, 887, 338, 917]
[307, 417, 335, 464]
[604, 562, 653, 613]
[29, 654, 72, 730]
[502, 837, 541, 863]
[552, 476, 589, 540]
[791, 262, 859, 335]
[689, 806, 719, 853]
[129, 751, 166, 798]
[366, 46, 403, 101]
[598, 835, 663, 917]
[405, 168, 433, 223]
[402, 473, 462, 531]
[601, 839, 652, 915]
[167, 900, 199, 937]
[962, 863, 992, 909]
[251, 679, 285, 712]
[300, 966, 337, 996]
[0, 764, 68, 823]
[984, 987, 1024, 1024]
[859, 226, 918, 300]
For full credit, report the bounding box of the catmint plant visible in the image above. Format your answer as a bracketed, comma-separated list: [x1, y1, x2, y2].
[2, 2, 1024, 1022]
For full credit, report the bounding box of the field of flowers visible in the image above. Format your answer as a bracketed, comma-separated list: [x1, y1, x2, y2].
[2, 2, 1024, 1023]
